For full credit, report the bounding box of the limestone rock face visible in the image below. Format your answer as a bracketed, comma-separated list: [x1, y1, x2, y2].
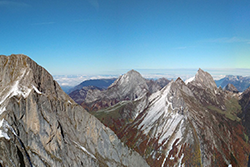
[0, 54, 149, 167]
[189, 68, 218, 91]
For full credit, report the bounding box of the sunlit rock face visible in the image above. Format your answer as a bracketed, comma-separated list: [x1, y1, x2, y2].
[0, 54, 149, 167]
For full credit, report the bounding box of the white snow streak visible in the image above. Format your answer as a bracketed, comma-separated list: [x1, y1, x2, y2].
[32, 85, 42, 94]
[161, 153, 168, 167]
[178, 153, 185, 167]
[0, 119, 10, 140]
[0, 69, 44, 117]
[138, 82, 184, 145]
[138, 84, 171, 131]
[170, 155, 175, 160]
[73, 141, 96, 159]
[185, 76, 195, 84]
[0, 107, 6, 115]
[0, 69, 30, 104]
[136, 81, 186, 167]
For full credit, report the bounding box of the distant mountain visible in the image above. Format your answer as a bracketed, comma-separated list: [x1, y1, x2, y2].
[0, 54, 149, 167]
[69, 86, 103, 105]
[68, 78, 117, 94]
[61, 85, 74, 94]
[225, 83, 239, 93]
[91, 68, 250, 167]
[146, 77, 171, 94]
[215, 75, 250, 92]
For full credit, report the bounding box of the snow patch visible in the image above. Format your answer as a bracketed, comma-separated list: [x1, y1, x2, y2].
[185, 76, 195, 84]
[170, 155, 175, 160]
[32, 85, 42, 94]
[138, 84, 171, 130]
[72, 141, 96, 159]
[178, 153, 185, 167]
[161, 154, 167, 167]
[0, 119, 10, 140]
[0, 107, 6, 115]
[0, 69, 33, 106]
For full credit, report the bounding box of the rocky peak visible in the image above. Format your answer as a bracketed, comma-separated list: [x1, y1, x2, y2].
[175, 77, 185, 85]
[191, 68, 217, 90]
[106, 69, 149, 100]
[109, 69, 146, 88]
[175, 77, 194, 97]
[225, 83, 239, 93]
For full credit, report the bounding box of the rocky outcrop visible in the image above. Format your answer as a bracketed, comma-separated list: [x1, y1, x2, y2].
[0, 54, 149, 167]
[188, 68, 218, 91]
[225, 83, 239, 93]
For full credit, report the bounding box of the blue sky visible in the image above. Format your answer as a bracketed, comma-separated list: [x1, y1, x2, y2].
[1, 0, 250, 76]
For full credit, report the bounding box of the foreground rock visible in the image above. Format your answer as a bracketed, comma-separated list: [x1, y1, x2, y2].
[0, 54, 149, 167]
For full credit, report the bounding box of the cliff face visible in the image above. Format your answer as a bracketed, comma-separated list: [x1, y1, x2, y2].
[0, 54, 149, 167]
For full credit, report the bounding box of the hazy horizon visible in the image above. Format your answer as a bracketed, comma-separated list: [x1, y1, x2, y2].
[54, 68, 250, 86]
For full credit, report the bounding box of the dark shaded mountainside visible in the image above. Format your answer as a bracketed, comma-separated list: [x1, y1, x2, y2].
[68, 78, 117, 105]
[75, 68, 250, 166]
[0, 54, 149, 167]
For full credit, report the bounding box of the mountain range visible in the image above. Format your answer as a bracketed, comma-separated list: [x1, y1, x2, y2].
[1, 54, 250, 167]
[71, 68, 250, 166]
[216, 75, 250, 92]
